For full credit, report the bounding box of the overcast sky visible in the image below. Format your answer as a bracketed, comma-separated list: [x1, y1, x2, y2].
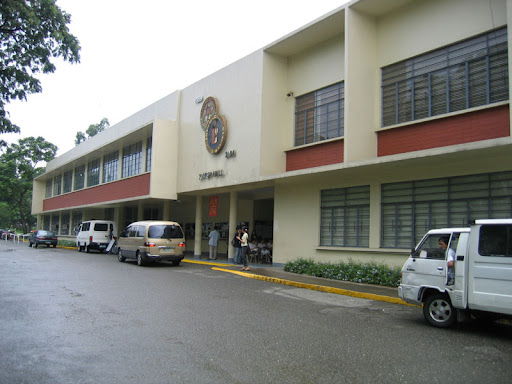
[4, 0, 349, 157]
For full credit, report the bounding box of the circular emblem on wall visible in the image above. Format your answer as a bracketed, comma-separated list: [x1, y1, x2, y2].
[205, 113, 227, 154]
[200, 96, 218, 130]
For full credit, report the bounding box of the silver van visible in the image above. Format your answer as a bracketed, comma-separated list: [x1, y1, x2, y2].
[117, 221, 185, 266]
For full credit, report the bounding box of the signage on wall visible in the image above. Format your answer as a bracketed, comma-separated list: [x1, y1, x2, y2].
[209, 196, 219, 217]
[200, 96, 228, 155]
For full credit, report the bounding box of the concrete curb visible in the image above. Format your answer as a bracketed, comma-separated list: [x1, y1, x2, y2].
[211, 266, 416, 307]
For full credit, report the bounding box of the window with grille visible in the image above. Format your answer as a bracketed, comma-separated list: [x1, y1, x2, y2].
[87, 159, 100, 187]
[63, 170, 73, 193]
[103, 151, 119, 183]
[381, 171, 512, 249]
[382, 28, 508, 127]
[122, 142, 142, 178]
[295, 82, 344, 146]
[320, 185, 370, 247]
[45, 179, 52, 198]
[146, 137, 152, 172]
[74, 165, 85, 190]
[53, 175, 62, 196]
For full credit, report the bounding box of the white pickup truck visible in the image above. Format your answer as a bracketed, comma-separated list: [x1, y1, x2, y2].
[399, 219, 512, 327]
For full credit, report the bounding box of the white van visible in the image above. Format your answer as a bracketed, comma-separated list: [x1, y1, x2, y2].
[76, 220, 117, 253]
[399, 219, 512, 327]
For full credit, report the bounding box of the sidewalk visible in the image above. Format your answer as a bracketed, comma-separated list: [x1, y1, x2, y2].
[183, 256, 408, 306]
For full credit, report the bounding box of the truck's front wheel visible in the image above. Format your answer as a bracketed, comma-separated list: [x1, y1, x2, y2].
[423, 293, 457, 328]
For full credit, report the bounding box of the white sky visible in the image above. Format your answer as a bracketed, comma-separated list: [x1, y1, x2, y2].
[4, 0, 350, 157]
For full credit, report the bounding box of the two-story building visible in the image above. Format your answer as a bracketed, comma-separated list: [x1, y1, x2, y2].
[33, 0, 512, 266]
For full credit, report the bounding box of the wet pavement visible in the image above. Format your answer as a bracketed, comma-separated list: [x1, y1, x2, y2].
[0, 239, 403, 305]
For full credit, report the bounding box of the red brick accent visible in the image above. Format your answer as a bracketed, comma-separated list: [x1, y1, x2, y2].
[43, 173, 150, 211]
[286, 139, 344, 171]
[377, 105, 510, 156]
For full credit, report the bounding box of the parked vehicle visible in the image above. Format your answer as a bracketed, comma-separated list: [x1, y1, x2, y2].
[117, 221, 185, 266]
[29, 230, 58, 248]
[76, 220, 117, 253]
[399, 219, 512, 327]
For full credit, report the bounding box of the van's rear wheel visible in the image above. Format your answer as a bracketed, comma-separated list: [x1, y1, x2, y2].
[423, 293, 456, 328]
[137, 251, 144, 266]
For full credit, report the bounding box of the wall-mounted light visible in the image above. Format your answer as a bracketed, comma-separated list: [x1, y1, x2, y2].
[195, 96, 204, 104]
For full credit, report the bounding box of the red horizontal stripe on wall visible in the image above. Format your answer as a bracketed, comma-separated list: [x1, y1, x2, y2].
[43, 173, 150, 211]
[286, 140, 344, 171]
[378, 105, 510, 156]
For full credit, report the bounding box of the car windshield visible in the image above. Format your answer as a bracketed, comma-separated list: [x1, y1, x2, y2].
[148, 225, 183, 239]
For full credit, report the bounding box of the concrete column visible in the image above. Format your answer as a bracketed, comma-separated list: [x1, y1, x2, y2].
[194, 196, 203, 259]
[114, 207, 122, 236]
[162, 200, 170, 220]
[228, 191, 238, 262]
[140, 139, 147, 175]
[138, 201, 144, 221]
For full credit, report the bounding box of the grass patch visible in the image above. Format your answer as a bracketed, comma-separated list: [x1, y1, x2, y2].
[283, 258, 401, 288]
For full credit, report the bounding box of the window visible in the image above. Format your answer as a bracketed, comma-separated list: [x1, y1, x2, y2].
[63, 170, 73, 193]
[148, 224, 184, 239]
[146, 137, 152, 172]
[103, 151, 119, 183]
[60, 213, 70, 235]
[74, 165, 85, 190]
[45, 179, 52, 198]
[479, 225, 512, 257]
[122, 142, 142, 178]
[295, 82, 344, 146]
[72, 211, 82, 235]
[382, 28, 508, 127]
[320, 186, 370, 247]
[87, 159, 100, 187]
[53, 175, 62, 196]
[381, 171, 512, 248]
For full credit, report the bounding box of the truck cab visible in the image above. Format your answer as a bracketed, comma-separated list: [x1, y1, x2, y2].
[399, 219, 512, 327]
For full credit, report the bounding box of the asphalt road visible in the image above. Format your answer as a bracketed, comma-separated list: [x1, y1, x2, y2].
[1, 243, 512, 384]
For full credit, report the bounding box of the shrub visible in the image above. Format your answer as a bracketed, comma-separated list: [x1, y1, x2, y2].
[283, 258, 401, 287]
[58, 239, 76, 248]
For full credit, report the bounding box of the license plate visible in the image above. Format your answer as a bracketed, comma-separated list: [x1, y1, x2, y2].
[160, 247, 174, 253]
[99, 244, 106, 248]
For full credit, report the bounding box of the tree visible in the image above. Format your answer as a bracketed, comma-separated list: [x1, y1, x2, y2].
[75, 118, 110, 145]
[0, 136, 57, 233]
[0, 0, 81, 143]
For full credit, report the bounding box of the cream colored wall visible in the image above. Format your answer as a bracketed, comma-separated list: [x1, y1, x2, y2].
[31, 180, 45, 215]
[344, 7, 378, 162]
[150, 119, 179, 199]
[377, 0, 507, 67]
[273, 141, 512, 267]
[260, 53, 288, 175]
[176, 52, 264, 193]
[287, 36, 345, 98]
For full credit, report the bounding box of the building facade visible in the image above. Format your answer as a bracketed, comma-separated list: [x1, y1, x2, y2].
[33, 0, 512, 266]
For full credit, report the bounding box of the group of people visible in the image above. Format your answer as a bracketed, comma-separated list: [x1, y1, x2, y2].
[231, 227, 273, 271]
[207, 226, 273, 270]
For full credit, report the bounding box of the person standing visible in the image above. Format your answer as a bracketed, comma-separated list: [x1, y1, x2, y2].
[232, 226, 242, 264]
[239, 226, 250, 271]
[208, 226, 220, 260]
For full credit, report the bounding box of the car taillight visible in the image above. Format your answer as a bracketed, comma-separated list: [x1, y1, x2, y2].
[144, 242, 156, 247]
[178, 242, 186, 247]
[89, 236, 93, 243]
